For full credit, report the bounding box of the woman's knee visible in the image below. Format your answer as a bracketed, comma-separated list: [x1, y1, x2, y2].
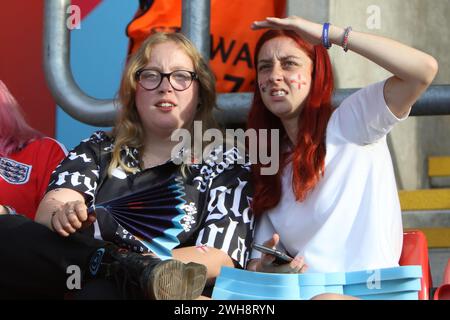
[311, 293, 360, 300]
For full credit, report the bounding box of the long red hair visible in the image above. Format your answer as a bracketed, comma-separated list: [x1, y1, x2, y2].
[247, 30, 334, 216]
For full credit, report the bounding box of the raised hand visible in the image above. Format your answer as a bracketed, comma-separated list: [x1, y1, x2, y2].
[251, 16, 323, 45]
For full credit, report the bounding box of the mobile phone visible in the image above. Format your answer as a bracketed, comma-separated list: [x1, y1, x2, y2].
[252, 243, 293, 265]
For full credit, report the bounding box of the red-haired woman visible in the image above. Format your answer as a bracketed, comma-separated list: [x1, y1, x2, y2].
[0, 81, 67, 219]
[246, 16, 438, 275]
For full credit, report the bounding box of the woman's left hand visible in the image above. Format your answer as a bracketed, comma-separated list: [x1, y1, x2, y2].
[257, 255, 308, 274]
[254, 233, 308, 274]
[0, 205, 7, 215]
[251, 16, 323, 45]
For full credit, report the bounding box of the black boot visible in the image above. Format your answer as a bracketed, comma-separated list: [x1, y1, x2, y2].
[94, 246, 207, 300]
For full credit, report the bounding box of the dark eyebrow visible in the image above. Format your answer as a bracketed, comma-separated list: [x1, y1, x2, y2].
[258, 55, 302, 64]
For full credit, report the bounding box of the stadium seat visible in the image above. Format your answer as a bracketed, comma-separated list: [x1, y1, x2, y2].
[399, 230, 433, 300]
[433, 258, 450, 300]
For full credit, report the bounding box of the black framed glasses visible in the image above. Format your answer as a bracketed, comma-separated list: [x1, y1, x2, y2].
[135, 69, 198, 91]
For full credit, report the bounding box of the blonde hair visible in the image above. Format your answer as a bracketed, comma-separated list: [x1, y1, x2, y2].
[108, 32, 218, 175]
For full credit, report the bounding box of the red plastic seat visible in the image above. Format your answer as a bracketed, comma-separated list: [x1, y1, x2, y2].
[433, 258, 450, 300]
[399, 230, 433, 300]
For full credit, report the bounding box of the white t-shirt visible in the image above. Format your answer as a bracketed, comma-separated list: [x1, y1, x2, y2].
[251, 80, 409, 273]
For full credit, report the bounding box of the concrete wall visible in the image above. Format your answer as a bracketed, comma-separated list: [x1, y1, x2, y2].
[288, 0, 450, 190]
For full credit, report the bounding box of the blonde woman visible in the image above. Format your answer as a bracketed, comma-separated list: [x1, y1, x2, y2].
[0, 33, 253, 299]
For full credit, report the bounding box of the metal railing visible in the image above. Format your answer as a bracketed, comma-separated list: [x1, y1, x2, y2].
[43, 0, 450, 127]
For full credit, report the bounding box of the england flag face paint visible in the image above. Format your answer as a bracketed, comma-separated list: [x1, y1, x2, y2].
[259, 80, 268, 93]
[289, 74, 308, 91]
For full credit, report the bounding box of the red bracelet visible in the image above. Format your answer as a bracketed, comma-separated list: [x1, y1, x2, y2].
[342, 26, 352, 52]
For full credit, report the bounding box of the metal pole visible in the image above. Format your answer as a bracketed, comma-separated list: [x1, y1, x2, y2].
[333, 85, 450, 117]
[43, 0, 117, 127]
[181, 0, 211, 62]
[214, 86, 450, 125]
[409, 85, 450, 116]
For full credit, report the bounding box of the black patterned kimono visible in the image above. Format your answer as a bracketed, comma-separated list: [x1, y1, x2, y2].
[47, 131, 254, 268]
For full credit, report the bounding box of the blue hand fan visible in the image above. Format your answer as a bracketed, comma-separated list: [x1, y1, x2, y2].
[89, 176, 186, 260]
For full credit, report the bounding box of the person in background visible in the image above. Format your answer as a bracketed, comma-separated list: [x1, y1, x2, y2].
[0, 80, 67, 219]
[127, 0, 286, 93]
[246, 16, 438, 282]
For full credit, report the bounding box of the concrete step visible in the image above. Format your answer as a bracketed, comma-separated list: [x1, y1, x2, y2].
[428, 156, 450, 188]
[400, 189, 450, 248]
[429, 156, 450, 177]
[399, 158, 450, 287]
[399, 189, 450, 211]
